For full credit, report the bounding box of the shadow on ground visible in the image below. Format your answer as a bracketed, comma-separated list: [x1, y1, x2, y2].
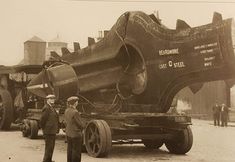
[108, 145, 178, 160]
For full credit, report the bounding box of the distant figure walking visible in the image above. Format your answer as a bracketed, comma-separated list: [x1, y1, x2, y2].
[221, 103, 229, 127]
[212, 103, 221, 126]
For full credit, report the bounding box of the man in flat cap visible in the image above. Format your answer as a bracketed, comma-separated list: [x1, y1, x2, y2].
[40, 94, 59, 162]
[212, 102, 221, 126]
[65, 96, 84, 162]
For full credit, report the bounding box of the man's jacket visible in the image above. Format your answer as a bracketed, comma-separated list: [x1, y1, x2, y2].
[65, 107, 84, 138]
[40, 103, 59, 135]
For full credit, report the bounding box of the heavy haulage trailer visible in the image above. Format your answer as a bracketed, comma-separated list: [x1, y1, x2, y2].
[1, 11, 235, 158]
[22, 101, 192, 157]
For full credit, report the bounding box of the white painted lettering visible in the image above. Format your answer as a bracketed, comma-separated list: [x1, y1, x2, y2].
[159, 48, 179, 56]
[200, 50, 207, 54]
[204, 62, 213, 67]
[168, 61, 173, 67]
[173, 62, 185, 68]
[206, 49, 213, 53]
[204, 56, 215, 61]
[159, 64, 167, 69]
[194, 42, 218, 50]
[207, 42, 218, 47]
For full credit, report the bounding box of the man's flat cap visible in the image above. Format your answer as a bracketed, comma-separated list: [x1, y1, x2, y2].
[46, 94, 56, 99]
[67, 96, 79, 102]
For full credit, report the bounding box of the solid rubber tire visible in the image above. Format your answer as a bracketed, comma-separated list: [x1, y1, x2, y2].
[0, 89, 13, 130]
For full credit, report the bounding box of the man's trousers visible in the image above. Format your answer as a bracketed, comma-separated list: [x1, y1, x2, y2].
[43, 134, 56, 162]
[67, 136, 82, 162]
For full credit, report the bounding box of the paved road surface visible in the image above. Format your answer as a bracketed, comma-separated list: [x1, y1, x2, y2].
[0, 119, 235, 162]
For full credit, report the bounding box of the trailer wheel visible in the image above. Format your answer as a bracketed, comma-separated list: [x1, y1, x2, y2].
[21, 119, 30, 137]
[142, 139, 164, 149]
[28, 120, 38, 139]
[165, 126, 193, 154]
[84, 120, 112, 157]
[0, 89, 13, 130]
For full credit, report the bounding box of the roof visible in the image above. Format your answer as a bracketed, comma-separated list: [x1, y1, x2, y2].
[0, 64, 42, 74]
[49, 35, 66, 43]
[25, 36, 45, 43]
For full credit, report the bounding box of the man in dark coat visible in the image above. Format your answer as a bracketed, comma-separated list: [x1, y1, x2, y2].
[221, 103, 229, 127]
[212, 103, 221, 126]
[65, 96, 84, 162]
[40, 94, 59, 162]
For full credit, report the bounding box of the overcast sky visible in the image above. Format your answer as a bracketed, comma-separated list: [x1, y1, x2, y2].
[1, 0, 235, 65]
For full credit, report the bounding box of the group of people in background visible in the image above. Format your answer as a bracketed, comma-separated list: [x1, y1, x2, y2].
[40, 94, 84, 162]
[212, 103, 229, 127]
